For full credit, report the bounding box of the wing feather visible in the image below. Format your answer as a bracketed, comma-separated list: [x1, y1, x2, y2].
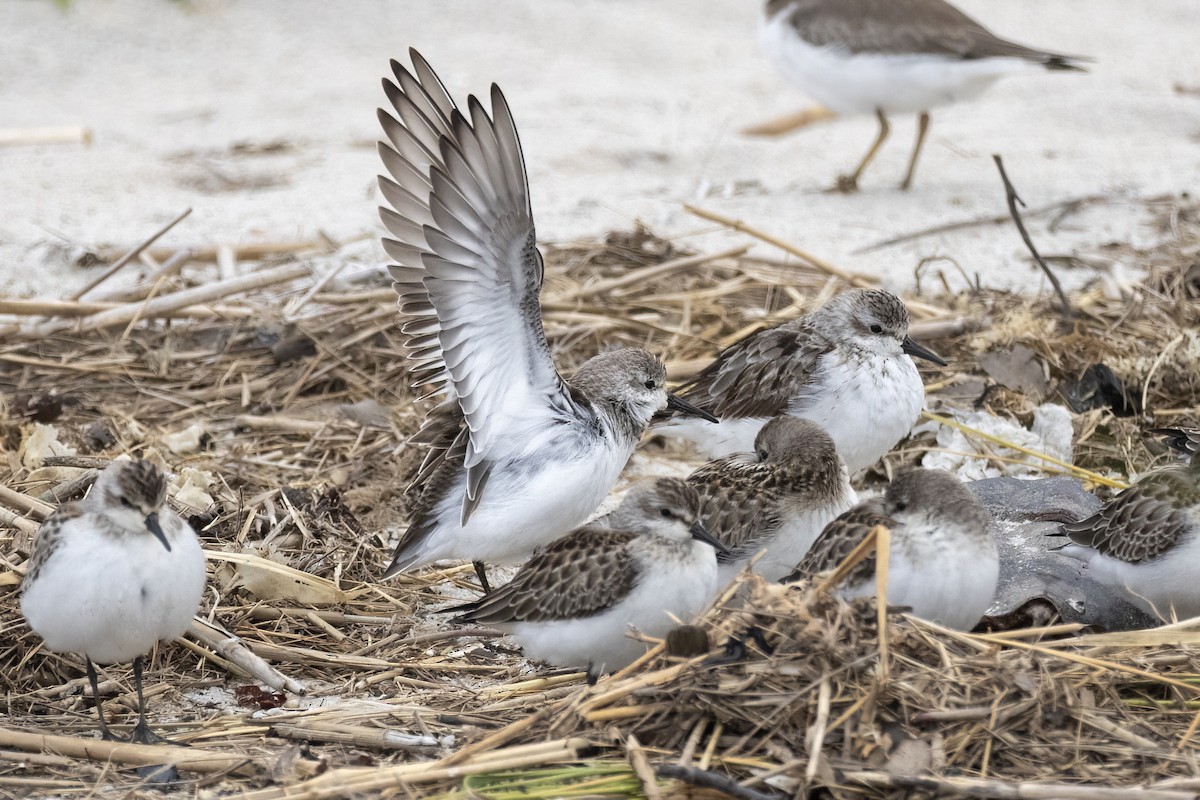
[377, 50, 570, 485]
[1061, 467, 1200, 563]
[449, 528, 641, 623]
[679, 321, 830, 419]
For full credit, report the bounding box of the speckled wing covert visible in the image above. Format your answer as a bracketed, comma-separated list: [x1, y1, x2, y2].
[22, 503, 85, 588]
[677, 320, 830, 420]
[688, 453, 832, 563]
[783, 498, 895, 584]
[377, 50, 575, 520]
[449, 528, 640, 624]
[1060, 467, 1200, 564]
[770, 0, 1087, 66]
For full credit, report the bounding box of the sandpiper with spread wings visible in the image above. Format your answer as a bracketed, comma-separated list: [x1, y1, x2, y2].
[787, 468, 997, 631]
[376, 51, 716, 589]
[660, 288, 944, 474]
[448, 478, 725, 679]
[758, 0, 1088, 190]
[21, 460, 206, 742]
[1054, 450, 1200, 622]
[687, 416, 856, 584]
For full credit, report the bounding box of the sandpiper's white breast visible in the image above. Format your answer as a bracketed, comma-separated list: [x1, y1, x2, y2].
[414, 421, 634, 567]
[792, 350, 925, 475]
[839, 518, 999, 630]
[21, 516, 206, 665]
[759, 12, 1032, 115]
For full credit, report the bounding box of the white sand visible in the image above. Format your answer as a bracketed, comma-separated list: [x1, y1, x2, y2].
[2, 0, 1198, 299]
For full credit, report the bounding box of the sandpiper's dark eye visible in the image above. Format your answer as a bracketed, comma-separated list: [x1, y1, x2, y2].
[119, 497, 133, 508]
[757, 449, 768, 461]
[869, 324, 884, 334]
[660, 508, 672, 518]
[644, 380, 656, 390]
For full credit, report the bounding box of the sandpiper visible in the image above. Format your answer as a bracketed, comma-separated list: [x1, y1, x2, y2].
[660, 288, 945, 473]
[1054, 451, 1200, 622]
[448, 478, 726, 679]
[788, 468, 997, 631]
[687, 416, 856, 584]
[759, 0, 1088, 190]
[21, 460, 206, 743]
[376, 51, 716, 589]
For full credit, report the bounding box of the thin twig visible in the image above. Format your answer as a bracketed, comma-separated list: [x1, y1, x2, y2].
[70, 208, 193, 301]
[993, 155, 1071, 316]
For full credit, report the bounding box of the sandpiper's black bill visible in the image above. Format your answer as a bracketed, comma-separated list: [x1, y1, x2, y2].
[145, 512, 172, 552]
[666, 393, 719, 424]
[690, 520, 730, 556]
[901, 336, 948, 367]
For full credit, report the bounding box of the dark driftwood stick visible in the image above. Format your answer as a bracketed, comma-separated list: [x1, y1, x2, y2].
[993, 155, 1071, 316]
[655, 764, 785, 800]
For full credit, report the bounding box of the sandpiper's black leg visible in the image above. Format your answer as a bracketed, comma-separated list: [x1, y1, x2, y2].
[586, 661, 603, 686]
[85, 658, 121, 742]
[128, 656, 173, 745]
[473, 561, 492, 594]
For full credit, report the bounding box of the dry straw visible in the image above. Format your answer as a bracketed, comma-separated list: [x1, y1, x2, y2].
[0, 196, 1196, 797]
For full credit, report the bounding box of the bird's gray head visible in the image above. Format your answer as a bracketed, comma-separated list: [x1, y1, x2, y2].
[88, 460, 172, 550]
[815, 289, 945, 366]
[571, 348, 670, 429]
[754, 416, 837, 464]
[883, 468, 987, 529]
[610, 478, 728, 553]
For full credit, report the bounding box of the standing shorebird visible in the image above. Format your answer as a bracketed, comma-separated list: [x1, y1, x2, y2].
[1053, 451, 1200, 622]
[448, 478, 726, 679]
[787, 468, 997, 631]
[758, 0, 1088, 190]
[376, 51, 716, 589]
[21, 460, 206, 743]
[660, 288, 945, 473]
[687, 416, 856, 584]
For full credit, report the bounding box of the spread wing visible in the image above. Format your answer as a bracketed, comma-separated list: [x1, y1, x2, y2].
[784, 499, 895, 585]
[378, 51, 574, 508]
[449, 528, 640, 623]
[778, 0, 1087, 67]
[1060, 468, 1200, 564]
[677, 321, 830, 419]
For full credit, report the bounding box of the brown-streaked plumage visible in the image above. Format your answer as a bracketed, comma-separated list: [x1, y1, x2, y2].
[660, 289, 945, 473]
[1054, 451, 1200, 621]
[687, 416, 856, 584]
[448, 478, 725, 679]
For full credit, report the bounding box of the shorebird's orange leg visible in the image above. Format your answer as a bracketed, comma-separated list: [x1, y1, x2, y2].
[836, 108, 889, 193]
[900, 111, 931, 191]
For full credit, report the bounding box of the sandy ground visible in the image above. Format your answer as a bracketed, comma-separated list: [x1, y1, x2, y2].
[2, 0, 1199, 299]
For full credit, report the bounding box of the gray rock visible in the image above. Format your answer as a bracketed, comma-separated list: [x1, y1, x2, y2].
[968, 476, 1158, 632]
